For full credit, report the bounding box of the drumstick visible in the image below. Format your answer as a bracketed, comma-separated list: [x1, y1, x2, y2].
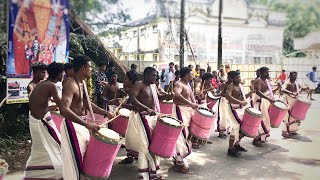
[83, 81, 95, 123]
[156, 112, 172, 117]
[171, 80, 174, 93]
[0, 94, 10, 108]
[99, 114, 121, 127]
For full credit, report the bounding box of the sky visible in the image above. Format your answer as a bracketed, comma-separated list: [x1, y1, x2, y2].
[121, 0, 156, 21]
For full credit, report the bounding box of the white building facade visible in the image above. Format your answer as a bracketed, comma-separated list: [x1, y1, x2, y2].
[102, 0, 286, 67]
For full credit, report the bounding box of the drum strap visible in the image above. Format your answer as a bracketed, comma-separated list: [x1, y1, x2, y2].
[265, 79, 275, 99]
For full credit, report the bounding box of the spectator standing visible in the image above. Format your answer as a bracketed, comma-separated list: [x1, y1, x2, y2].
[94, 62, 108, 108]
[306, 66, 318, 100]
[193, 64, 201, 78]
[131, 64, 138, 72]
[105, 61, 116, 81]
[163, 62, 175, 91]
[277, 70, 287, 84]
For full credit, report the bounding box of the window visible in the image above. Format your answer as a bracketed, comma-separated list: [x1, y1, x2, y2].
[133, 30, 138, 37]
[153, 25, 158, 32]
[265, 57, 272, 64]
[174, 55, 180, 61]
[140, 54, 145, 61]
[254, 57, 261, 64]
[153, 54, 158, 61]
[124, 55, 128, 61]
[140, 28, 146, 35]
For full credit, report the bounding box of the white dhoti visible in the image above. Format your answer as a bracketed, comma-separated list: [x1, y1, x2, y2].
[125, 111, 140, 158]
[282, 95, 299, 133]
[172, 104, 194, 168]
[217, 97, 230, 132]
[254, 93, 271, 141]
[60, 118, 90, 180]
[227, 104, 245, 144]
[130, 111, 160, 180]
[24, 112, 62, 180]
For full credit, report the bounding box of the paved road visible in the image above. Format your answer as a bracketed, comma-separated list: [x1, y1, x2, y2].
[6, 95, 320, 180]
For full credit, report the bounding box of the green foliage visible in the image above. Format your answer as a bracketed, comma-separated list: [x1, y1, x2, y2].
[70, 0, 131, 32]
[249, 0, 320, 55]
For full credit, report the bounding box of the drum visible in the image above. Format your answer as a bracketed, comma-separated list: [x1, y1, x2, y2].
[206, 91, 220, 109]
[269, 101, 289, 128]
[0, 159, 8, 180]
[149, 116, 183, 158]
[241, 108, 263, 138]
[50, 111, 64, 132]
[190, 107, 215, 140]
[110, 108, 130, 137]
[290, 97, 312, 120]
[82, 128, 123, 179]
[160, 100, 173, 114]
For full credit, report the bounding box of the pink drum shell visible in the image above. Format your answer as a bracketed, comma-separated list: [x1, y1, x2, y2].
[190, 121, 211, 139]
[160, 101, 173, 114]
[190, 108, 215, 139]
[290, 99, 311, 121]
[149, 117, 182, 158]
[51, 111, 63, 132]
[82, 133, 123, 179]
[206, 96, 219, 109]
[110, 115, 129, 137]
[241, 108, 263, 138]
[269, 101, 289, 128]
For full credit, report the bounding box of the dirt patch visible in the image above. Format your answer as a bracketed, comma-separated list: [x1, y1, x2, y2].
[0, 137, 31, 174]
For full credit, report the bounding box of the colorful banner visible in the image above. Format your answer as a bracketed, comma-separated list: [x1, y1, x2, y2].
[7, 0, 70, 104]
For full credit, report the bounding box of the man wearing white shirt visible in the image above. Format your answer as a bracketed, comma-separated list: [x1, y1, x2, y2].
[164, 62, 175, 91]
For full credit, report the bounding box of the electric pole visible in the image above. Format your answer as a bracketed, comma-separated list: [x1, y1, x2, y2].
[179, 0, 185, 68]
[217, 0, 223, 68]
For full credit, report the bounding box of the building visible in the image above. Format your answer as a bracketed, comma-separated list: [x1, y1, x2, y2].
[102, 0, 286, 70]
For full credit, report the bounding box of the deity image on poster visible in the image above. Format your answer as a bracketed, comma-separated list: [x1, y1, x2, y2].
[8, 0, 70, 77]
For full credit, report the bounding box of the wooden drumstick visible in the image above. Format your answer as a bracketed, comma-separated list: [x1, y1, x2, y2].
[83, 81, 95, 123]
[60, 52, 74, 60]
[99, 114, 121, 127]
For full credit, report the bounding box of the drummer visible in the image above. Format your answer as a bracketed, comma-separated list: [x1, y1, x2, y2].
[120, 70, 140, 164]
[194, 73, 216, 105]
[59, 55, 114, 180]
[130, 67, 172, 180]
[253, 67, 277, 147]
[217, 72, 234, 138]
[281, 72, 302, 138]
[27, 62, 48, 96]
[25, 62, 64, 179]
[102, 71, 127, 109]
[172, 67, 198, 174]
[225, 71, 254, 157]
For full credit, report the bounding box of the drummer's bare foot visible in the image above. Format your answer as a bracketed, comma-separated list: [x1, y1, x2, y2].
[119, 157, 134, 164]
[121, 144, 126, 148]
[291, 132, 299, 135]
[310, 98, 315, 101]
[227, 148, 241, 157]
[174, 164, 193, 174]
[234, 144, 247, 152]
[252, 139, 263, 147]
[218, 132, 227, 138]
[206, 140, 213, 144]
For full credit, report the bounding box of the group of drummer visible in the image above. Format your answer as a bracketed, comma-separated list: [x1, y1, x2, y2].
[25, 56, 312, 180]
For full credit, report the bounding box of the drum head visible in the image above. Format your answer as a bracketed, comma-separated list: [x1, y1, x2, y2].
[119, 108, 131, 117]
[247, 108, 262, 115]
[197, 107, 214, 117]
[98, 128, 120, 140]
[274, 101, 288, 109]
[162, 100, 173, 103]
[160, 116, 181, 127]
[298, 97, 311, 104]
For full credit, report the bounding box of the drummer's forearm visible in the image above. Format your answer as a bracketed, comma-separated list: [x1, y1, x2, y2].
[122, 104, 139, 111]
[60, 107, 88, 127]
[91, 103, 106, 115]
[226, 94, 242, 105]
[256, 91, 273, 101]
[174, 94, 193, 106]
[131, 97, 149, 112]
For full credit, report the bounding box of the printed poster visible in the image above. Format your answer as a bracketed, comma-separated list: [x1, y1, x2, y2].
[7, 0, 70, 104]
